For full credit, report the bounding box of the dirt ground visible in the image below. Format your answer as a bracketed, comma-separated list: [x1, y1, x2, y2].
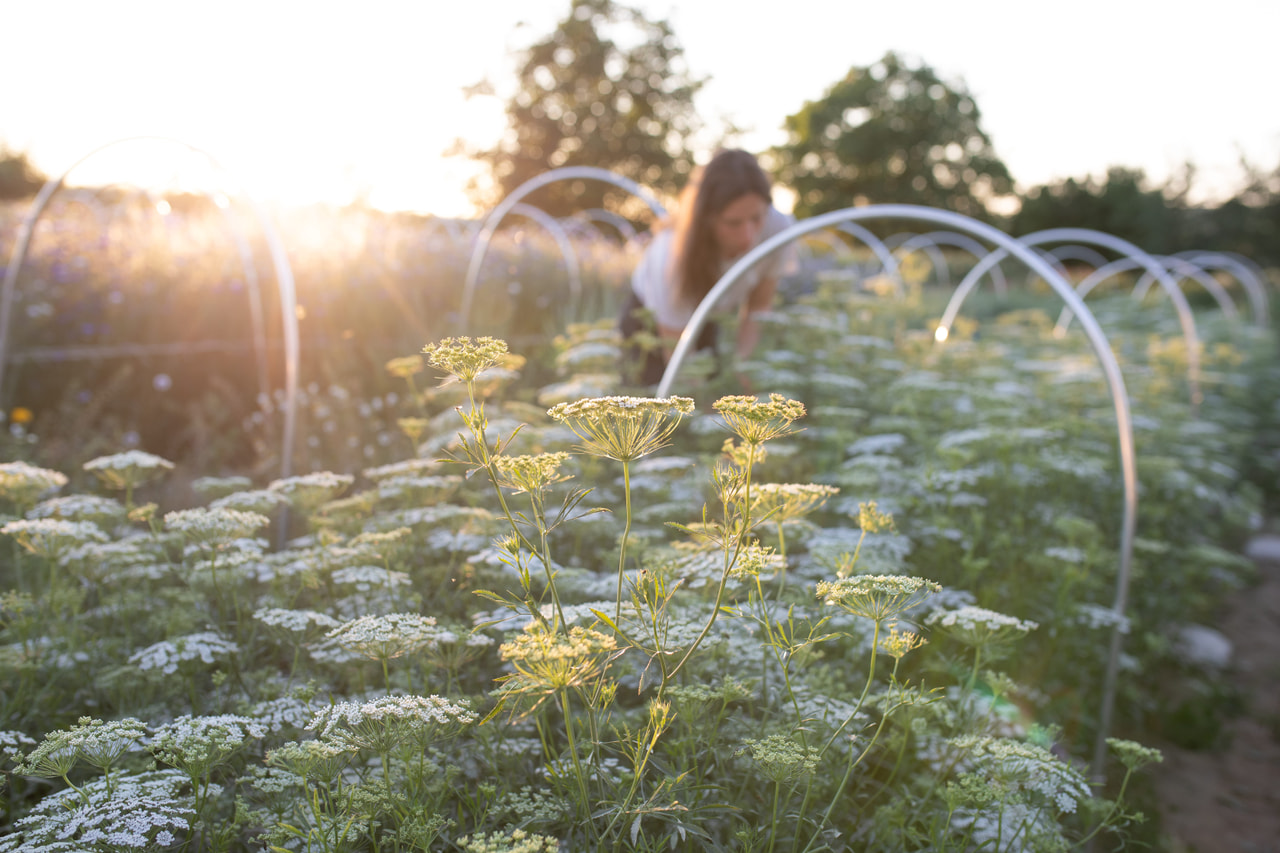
[1153, 532, 1280, 852]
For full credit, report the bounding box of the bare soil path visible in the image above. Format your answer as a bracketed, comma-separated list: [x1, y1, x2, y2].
[1154, 533, 1280, 852]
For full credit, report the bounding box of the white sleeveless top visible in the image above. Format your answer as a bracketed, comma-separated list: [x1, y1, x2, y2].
[630, 205, 799, 329]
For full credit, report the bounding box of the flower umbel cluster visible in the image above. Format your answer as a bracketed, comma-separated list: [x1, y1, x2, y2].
[325, 613, 442, 660]
[493, 452, 572, 495]
[547, 396, 695, 462]
[0, 461, 68, 507]
[713, 394, 806, 445]
[164, 507, 269, 545]
[129, 632, 239, 675]
[925, 605, 1039, 646]
[306, 695, 476, 751]
[750, 483, 840, 524]
[268, 472, 355, 512]
[742, 734, 819, 784]
[423, 336, 509, 383]
[499, 624, 618, 695]
[82, 450, 175, 491]
[817, 574, 942, 621]
[1, 518, 108, 559]
[457, 828, 560, 852]
[151, 714, 268, 778]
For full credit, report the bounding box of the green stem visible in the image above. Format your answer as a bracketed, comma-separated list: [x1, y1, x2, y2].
[616, 460, 633, 627]
[558, 689, 598, 842]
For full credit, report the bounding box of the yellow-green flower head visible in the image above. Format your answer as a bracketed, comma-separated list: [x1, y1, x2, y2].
[493, 452, 572, 494]
[546, 396, 695, 462]
[713, 394, 806, 445]
[1106, 737, 1164, 771]
[82, 450, 175, 491]
[385, 355, 425, 379]
[879, 624, 927, 659]
[816, 574, 941, 621]
[457, 828, 560, 853]
[751, 483, 840, 524]
[857, 500, 895, 534]
[729, 542, 783, 580]
[499, 624, 618, 693]
[422, 336, 508, 383]
[0, 461, 68, 507]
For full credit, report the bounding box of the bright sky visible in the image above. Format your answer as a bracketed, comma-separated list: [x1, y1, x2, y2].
[5, 0, 1278, 218]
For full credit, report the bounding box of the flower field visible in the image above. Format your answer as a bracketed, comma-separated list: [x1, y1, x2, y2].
[1, 198, 1278, 851]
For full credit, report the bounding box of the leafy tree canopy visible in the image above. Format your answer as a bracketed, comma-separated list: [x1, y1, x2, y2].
[770, 52, 1013, 220]
[0, 145, 46, 200]
[1011, 166, 1187, 253]
[464, 0, 704, 218]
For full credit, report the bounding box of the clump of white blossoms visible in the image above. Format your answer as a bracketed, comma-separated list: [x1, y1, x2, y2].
[456, 828, 560, 853]
[268, 471, 354, 513]
[266, 738, 355, 782]
[254, 607, 341, 637]
[925, 605, 1039, 646]
[16, 716, 147, 778]
[150, 714, 268, 779]
[742, 734, 819, 784]
[3, 792, 194, 850]
[27, 494, 126, 528]
[164, 507, 269, 546]
[1, 518, 109, 559]
[948, 734, 1091, 814]
[817, 574, 942, 622]
[129, 632, 239, 675]
[307, 695, 476, 752]
[0, 460, 68, 508]
[0, 730, 36, 764]
[82, 450, 175, 491]
[191, 475, 253, 500]
[325, 613, 443, 661]
[210, 488, 289, 514]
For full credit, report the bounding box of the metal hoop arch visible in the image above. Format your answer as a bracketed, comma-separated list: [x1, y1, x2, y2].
[459, 167, 668, 325]
[657, 205, 1137, 780]
[1172, 251, 1271, 325]
[936, 228, 1203, 410]
[1130, 257, 1240, 319]
[886, 231, 951, 290]
[1053, 255, 1238, 337]
[573, 208, 639, 243]
[835, 222, 902, 291]
[506, 203, 583, 311]
[0, 135, 301, 479]
[1043, 243, 1111, 272]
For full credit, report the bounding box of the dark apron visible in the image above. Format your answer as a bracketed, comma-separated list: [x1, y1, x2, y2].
[617, 290, 720, 386]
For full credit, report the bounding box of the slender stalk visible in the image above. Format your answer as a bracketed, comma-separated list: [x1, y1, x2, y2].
[615, 460, 633, 626]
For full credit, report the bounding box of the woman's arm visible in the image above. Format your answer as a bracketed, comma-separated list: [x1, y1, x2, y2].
[735, 274, 780, 361]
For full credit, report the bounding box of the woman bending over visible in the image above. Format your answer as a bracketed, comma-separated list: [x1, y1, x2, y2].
[620, 149, 798, 385]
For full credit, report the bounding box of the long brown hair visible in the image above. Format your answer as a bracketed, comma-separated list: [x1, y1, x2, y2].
[667, 149, 772, 309]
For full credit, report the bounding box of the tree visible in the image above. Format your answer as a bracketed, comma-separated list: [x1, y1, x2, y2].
[0, 144, 46, 200]
[463, 0, 704, 217]
[1012, 167, 1187, 252]
[770, 52, 1013, 219]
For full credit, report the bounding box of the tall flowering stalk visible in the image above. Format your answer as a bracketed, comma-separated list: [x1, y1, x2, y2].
[547, 395, 694, 625]
[664, 395, 805, 686]
[424, 337, 566, 632]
